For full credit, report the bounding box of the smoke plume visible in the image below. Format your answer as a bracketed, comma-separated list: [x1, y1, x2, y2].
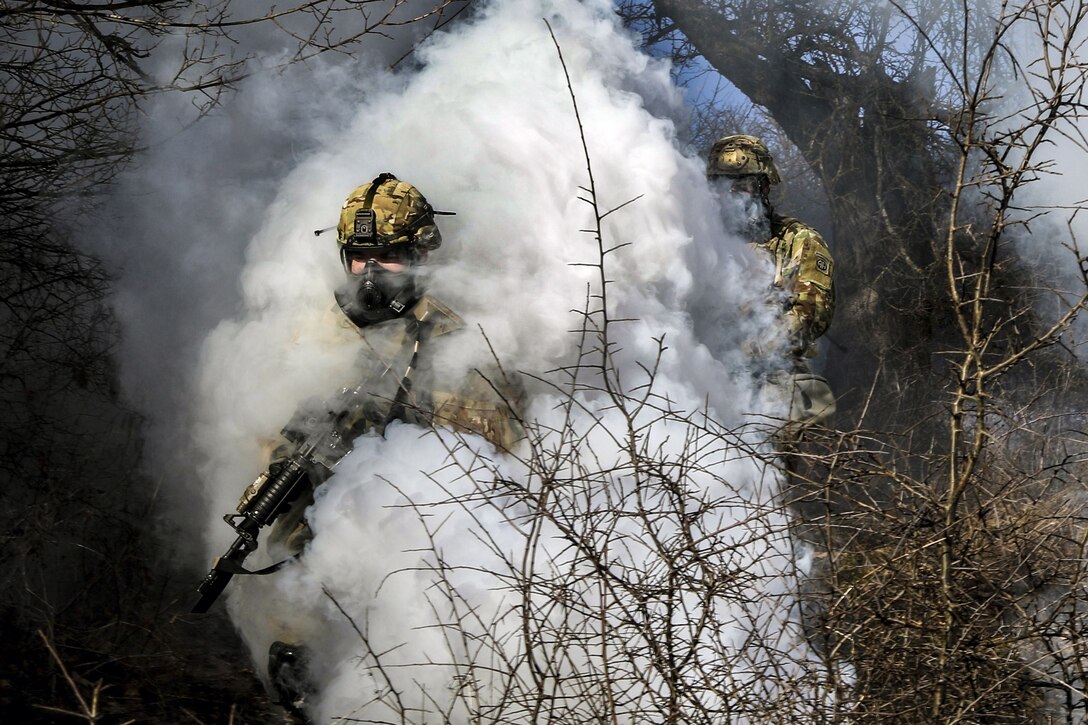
[97, 0, 809, 721]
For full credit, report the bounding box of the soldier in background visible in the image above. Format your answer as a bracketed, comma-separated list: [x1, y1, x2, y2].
[706, 134, 836, 426]
[253, 173, 523, 722]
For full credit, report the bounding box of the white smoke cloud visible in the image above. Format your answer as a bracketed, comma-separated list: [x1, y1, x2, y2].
[188, 0, 784, 514]
[96, 0, 813, 720]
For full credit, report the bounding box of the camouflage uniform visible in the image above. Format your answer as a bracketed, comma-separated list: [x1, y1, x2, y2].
[759, 215, 835, 358]
[265, 292, 523, 554]
[708, 135, 836, 424]
[332, 171, 521, 452]
[257, 174, 522, 723]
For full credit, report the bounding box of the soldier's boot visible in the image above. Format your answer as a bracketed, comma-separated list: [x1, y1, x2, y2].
[268, 640, 315, 724]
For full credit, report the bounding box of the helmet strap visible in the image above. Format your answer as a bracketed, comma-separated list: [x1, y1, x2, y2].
[364, 172, 397, 208]
[758, 179, 774, 217]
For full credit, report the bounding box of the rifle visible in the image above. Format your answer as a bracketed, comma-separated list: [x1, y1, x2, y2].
[192, 311, 430, 614]
[191, 391, 365, 614]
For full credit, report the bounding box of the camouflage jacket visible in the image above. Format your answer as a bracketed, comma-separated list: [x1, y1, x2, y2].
[330, 293, 523, 452]
[755, 216, 836, 357]
[260, 293, 523, 555]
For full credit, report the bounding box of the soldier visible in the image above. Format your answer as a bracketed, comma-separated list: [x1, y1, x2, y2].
[254, 173, 523, 722]
[706, 134, 836, 424]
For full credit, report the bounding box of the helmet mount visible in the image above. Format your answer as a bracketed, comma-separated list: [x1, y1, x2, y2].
[351, 208, 376, 244]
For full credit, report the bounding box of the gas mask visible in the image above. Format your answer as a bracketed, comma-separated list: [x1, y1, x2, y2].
[711, 175, 771, 243]
[335, 256, 422, 327]
[740, 195, 771, 242]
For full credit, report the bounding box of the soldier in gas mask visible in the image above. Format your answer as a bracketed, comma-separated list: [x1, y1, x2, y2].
[334, 173, 442, 325]
[707, 135, 836, 425]
[258, 173, 522, 722]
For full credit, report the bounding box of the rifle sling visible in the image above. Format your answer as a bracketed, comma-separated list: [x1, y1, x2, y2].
[216, 555, 299, 577]
[383, 316, 431, 426]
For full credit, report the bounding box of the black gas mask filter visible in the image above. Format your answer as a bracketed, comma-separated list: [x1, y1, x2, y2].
[336, 252, 421, 327]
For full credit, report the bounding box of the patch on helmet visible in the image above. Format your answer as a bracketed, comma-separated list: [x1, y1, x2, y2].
[815, 255, 831, 274]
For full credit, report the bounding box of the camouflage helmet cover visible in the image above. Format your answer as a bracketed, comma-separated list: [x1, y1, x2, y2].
[336, 173, 442, 252]
[706, 134, 782, 185]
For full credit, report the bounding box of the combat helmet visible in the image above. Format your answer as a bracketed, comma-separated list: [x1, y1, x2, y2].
[335, 172, 442, 272]
[706, 135, 781, 185]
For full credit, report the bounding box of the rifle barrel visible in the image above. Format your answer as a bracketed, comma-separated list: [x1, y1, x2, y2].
[191, 535, 251, 613]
